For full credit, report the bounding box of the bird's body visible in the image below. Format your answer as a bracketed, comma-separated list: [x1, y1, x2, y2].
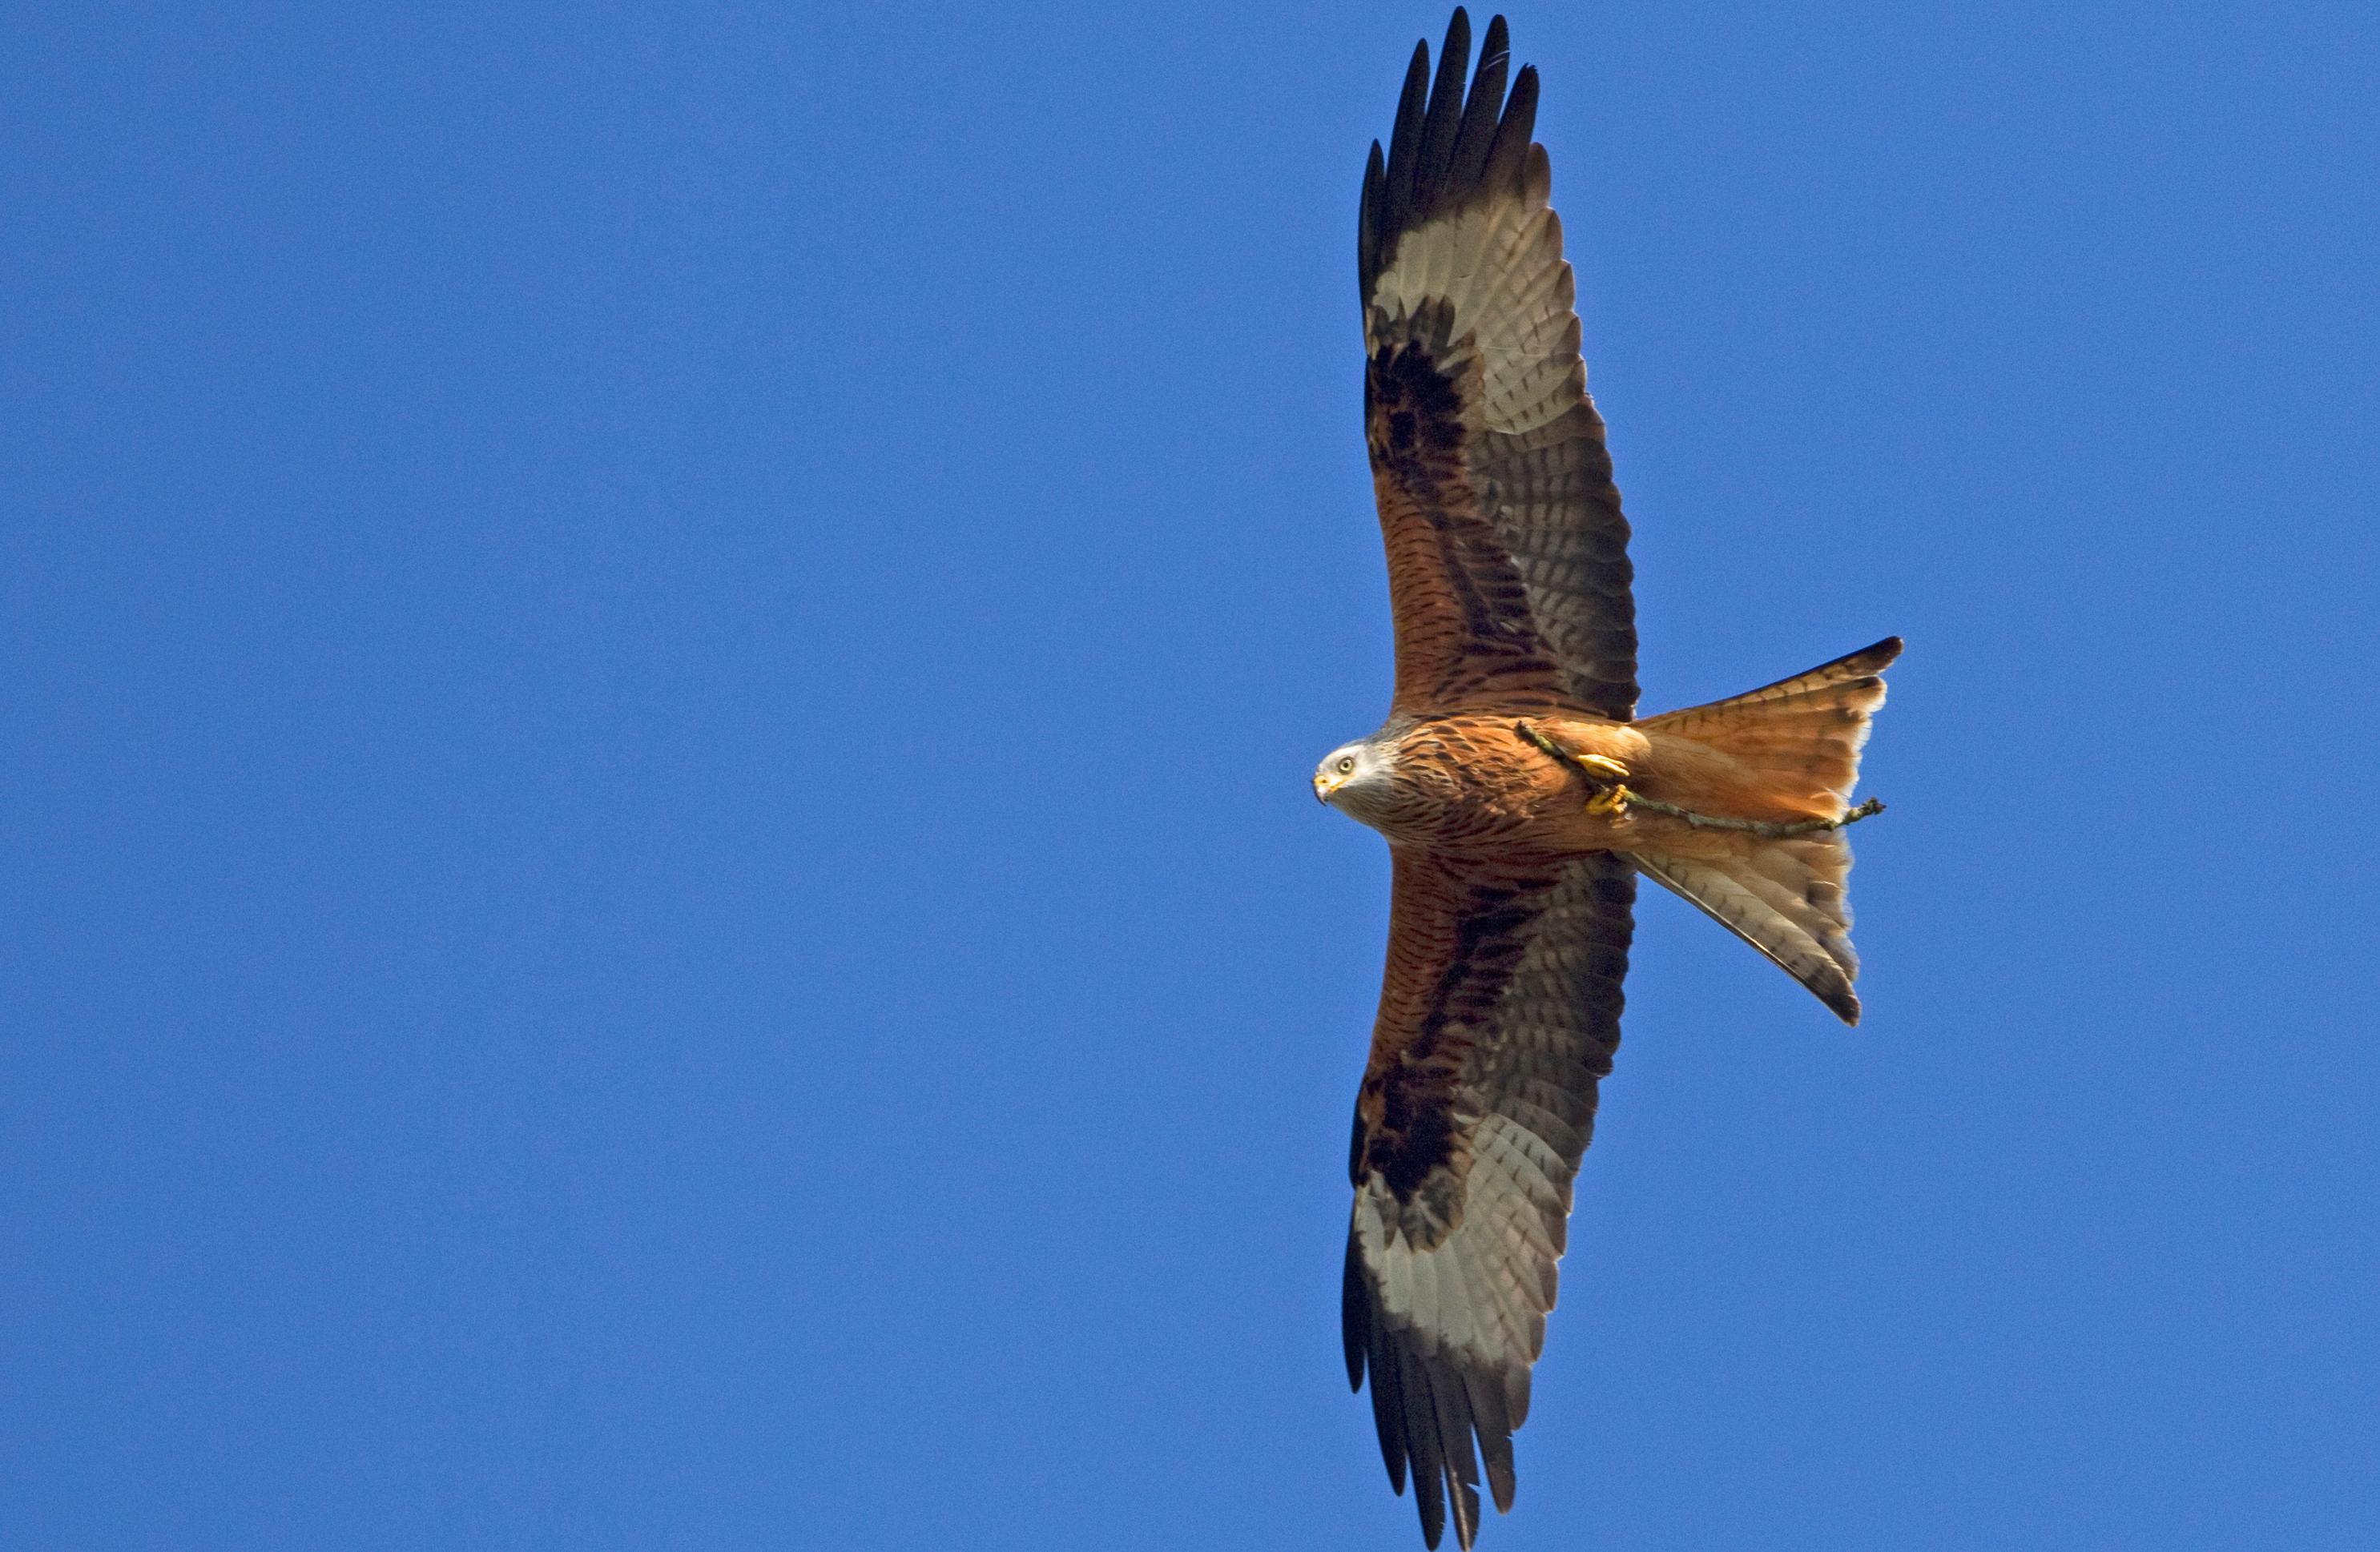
[1323, 711, 1640, 855]
[1315, 11, 1901, 1548]
[1326, 705, 1867, 856]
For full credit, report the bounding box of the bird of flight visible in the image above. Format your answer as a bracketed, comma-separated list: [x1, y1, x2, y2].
[1315, 11, 1900, 1546]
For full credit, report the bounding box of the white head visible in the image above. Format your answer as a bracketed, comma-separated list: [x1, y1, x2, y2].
[1311, 738, 1395, 818]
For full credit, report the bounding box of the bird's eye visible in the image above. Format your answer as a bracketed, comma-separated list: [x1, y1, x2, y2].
[1338, 756, 1355, 774]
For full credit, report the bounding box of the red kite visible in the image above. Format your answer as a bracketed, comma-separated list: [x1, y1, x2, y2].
[1315, 12, 1899, 1546]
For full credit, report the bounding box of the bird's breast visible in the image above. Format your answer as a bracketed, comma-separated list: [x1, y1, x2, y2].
[1372, 713, 1641, 854]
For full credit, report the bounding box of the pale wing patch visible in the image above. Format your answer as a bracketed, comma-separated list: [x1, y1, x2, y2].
[1367, 193, 1581, 436]
[1357, 1111, 1565, 1409]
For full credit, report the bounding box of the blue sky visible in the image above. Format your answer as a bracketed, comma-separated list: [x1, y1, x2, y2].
[6, 2, 2378, 1547]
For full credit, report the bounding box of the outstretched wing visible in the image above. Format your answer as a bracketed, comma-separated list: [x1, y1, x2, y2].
[1361, 9, 1637, 722]
[1345, 850, 1635, 1548]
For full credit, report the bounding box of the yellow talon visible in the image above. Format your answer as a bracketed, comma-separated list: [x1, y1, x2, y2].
[1572, 755, 1631, 816]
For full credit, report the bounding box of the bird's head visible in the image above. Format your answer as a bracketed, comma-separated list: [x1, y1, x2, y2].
[1312, 738, 1394, 818]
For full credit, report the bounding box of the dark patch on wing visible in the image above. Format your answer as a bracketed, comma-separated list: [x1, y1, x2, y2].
[1367, 329, 1568, 704]
[1356, 870, 1550, 1202]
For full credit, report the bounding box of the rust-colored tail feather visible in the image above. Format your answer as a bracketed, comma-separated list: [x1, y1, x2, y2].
[1641, 637, 1899, 818]
[1634, 637, 1899, 1022]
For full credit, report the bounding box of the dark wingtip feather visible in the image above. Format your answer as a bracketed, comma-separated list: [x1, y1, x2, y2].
[1481, 64, 1536, 193]
[1382, 39, 1432, 242]
[1342, 1231, 1369, 1390]
[1358, 141, 1387, 302]
[1430, 1357, 1485, 1548]
[1361, 11, 1546, 303]
[1400, 1350, 1447, 1547]
[1465, 1370, 1518, 1514]
[1364, 1286, 1410, 1494]
[1411, 10, 1471, 215]
[1447, 15, 1508, 190]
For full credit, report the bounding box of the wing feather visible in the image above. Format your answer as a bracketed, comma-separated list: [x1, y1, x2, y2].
[1347, 850, 1634, 1547]
[1444, 16, 1509, 191]
[1359, 10, 1637, 720]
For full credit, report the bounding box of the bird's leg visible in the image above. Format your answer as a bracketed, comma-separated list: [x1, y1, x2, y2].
[1514, 722, 1631, 814]
[1579, 760, 1631, 816]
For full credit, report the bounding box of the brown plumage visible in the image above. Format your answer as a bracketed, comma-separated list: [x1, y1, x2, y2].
[1314, 13, 1900, 1548]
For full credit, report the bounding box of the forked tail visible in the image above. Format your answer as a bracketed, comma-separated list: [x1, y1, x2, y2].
[1633, 638, 1901, 1023]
